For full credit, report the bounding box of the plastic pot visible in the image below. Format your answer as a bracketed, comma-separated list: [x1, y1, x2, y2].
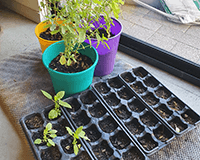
[42, 41, 98, 97]
[85, 16, 123, 76]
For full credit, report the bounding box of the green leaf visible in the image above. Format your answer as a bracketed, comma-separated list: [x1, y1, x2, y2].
[74, 144, 79, 155]
[50, 23, 56, 31]
[59, 100, 72, 108]
[66, 127, 74, 136]
[47, 142, 52, 147]
[41, 90, 52, 100]
[59, 55, 66, 65]
[48, 109, 58, 119]
[44, 24, 52, 29]
[50, 133, 57, 138]
[96, 32, 101, 48]
[78, 28, 86, 43]
[51, 29, 60, 35]
[34, 139, 42, 144]
[46, 123, 52, 130]
[48, 139, 55, 146]
[49, 129, 57, 134]
[56, 91, 65, 100]
[75, 126, 83, 135]
[67, 58, 72, 66]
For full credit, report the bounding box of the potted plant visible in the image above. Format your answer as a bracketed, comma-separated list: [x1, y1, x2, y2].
[40, 0, 124, 97]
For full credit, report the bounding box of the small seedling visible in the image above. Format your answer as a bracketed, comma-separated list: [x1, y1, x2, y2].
[41, 90, 72, 119]
[34, 122, 57, 147]
[66, 126, 90, 155]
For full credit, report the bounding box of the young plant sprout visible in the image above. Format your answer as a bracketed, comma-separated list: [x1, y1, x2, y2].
[41, 90, 71, 119]
[66, 126, 90, 155]
[34, 122, 57, 147]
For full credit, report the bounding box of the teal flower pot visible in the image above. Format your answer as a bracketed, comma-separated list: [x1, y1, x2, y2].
[42, 41, 98, 97]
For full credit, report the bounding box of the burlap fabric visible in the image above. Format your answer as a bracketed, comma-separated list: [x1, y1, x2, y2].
[0, 49, 199, 160]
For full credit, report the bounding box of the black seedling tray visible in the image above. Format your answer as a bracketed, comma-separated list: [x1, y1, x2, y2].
[118, 67, 200, 136]
[92, 76, 176, 155]
[20, 105, 94, 160]
[62, 89, 149, 160]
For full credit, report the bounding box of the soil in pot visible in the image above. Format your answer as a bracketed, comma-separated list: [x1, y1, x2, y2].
[99, 116, 118, 133]
[84, 124, 101, 142]
[130, 82, 147, 94]
[71, 110, 91, 127]
[117, 87, 134, 100]
[138, 133, 158, 151]
[94, 82, 110, 94]
[140, 111, 159, 127]
[122, 146, 145, 160]
[72, 151, 92, 160]
[142, 93, 159, 106]
[121, 72, 136, 83]
[92, 140, 113, 159]
[167, 98, 184, 111]
[144, 76, 159, 88]
[110, 131, 130, 149]
[114, 105, 131, 120]
[25, 113, 44, 129]
[103, 93, 120, 106]
[89, 102, 107, 118]
[128, 99, 145, 113]
[86, 28, 115, 39]
[40, 28, 63, 41]
[153, 124, 173, 142]
[155, 87, 171, 99]
[154, 104, 173, 119]
[41, 145, 62, 160]
[125, 118, 144, 135]
[49, 52, 93, 73]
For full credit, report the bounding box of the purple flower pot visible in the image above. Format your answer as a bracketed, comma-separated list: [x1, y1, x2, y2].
[85, 16, 123, 76]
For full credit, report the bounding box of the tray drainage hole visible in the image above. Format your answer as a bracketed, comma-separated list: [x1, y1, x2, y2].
[125, 118, 144, 135]
[53, 119, 70, 136]
[167, 98, 185, 111]
[25, 113, 44, 129]
[130, 81, 147, 94]
[140, 111, 159, 127]
[122, 146, 145, 160]
[138, 133, 158, 151]
[93, 140, 113, 159]
[117, 87, 134, 100]
[128, 99, 145, 113]
[94, 82, 110, 94]
[65, 97, 81, 112]
[110, 131, 130, 149]
[80, 90, 97, 104]
[154, 104, 173, 119]
[72, 151, 92, 160]
[142, 93, 159, 106]
[104, 93, 120, 106]
[108, 76, 123, 89]
[89, 102, 107, 118]
[114, 105, 131, 120]
[72, 110, 90, 127]
[99, 116, 118, 133]
[181, 110, 200, 125]
[153, 124, 173, 142]
[169, 117, 188, 133]
[121, 72, 136, 83]
[132, 67, 148, 78]
[32, 130, 46, 146]
[144, 76, 159, 88]
[84, 124, 101, 142]
[41, 145, 62, 160]
[61, 136, 76, 154]
[155, 87, 171, 99]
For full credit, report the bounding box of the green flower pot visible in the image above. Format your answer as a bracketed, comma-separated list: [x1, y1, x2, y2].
[42, 41, 98, 97]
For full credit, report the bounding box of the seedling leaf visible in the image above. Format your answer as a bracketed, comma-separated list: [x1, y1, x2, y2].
[66, 127, 74, 136]
[48, 139, 55, 146]
[34, 139, 42, 144]
[56, 91, 65, 100]
[59, 100, 72, 108]
[48, 109, 58, 119]
[41, 90, 52, 100]
[46, 123, 52, 130]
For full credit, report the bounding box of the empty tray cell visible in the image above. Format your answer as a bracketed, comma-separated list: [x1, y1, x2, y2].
[142, 93, 159, 106]
[121, 72, 136, 83]
[122, 146, 145, 160]
[41, 145, 62, 160]
[108, 77, 123, 89]
[72, 110, 90, 127]
[125, 118, 144, 135]
[99, 116, 118, 133]
[65, 97, 81, 112]
[154, 104, 173, 119]
[138, 133, 158, 151]
[181, 110, 200, 125]
[133, 67, 148, 78]
[155, 87, 171, 99]
[140, 111, 159, 127]
[80, 90, 97, 104]
[32, 130, 46, 146]
[114, 105, 131, 120]
[144, 76, 159, 88]
[94, 82, 110, 94]
[25, 113, 44, 129]
[128, 99, 145, 113]
[167, 98, 185, 111]
[89, 102, 107, 118]
[169, 117, 188, 133]
[110, 130, 130, 149]
[72, 151, 92, 160]
[130, 81, 147, 94]
[153, 124, 174, 142]
[104, 93, 120, 106]
[93, 140, 113, 159]
[117, 87, 134, 100]
[84, 124, 101, 142]
[61, 136, 75, 154]
[53, 119, 70, 136]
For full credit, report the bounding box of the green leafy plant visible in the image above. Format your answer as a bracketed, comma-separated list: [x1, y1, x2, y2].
[41, 90, 71, 119]
[66, 126, 90, 155]
[39, 0, 124, 66]
[34, 122, 57, 147]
